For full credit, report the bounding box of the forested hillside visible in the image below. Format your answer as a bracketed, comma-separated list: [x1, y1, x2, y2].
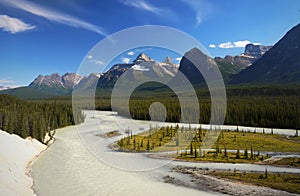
[0, 95, 85, 143]
[95, 85, 300, 129]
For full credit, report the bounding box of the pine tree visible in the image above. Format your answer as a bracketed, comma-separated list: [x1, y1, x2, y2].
[244, 148, 248, 159]
[176, 129, 179, 146]
[250, 144, 254, 159]
[147, 137, 150, 151]
[140, 140, 144, 147]
[236, 148, 240, 159]
[119, 138, 124, 147]
[216, 143, 220, 155]
[137, 141, 140, 151]
[127, 135, 130, 146]
[133, 135, 136, 150]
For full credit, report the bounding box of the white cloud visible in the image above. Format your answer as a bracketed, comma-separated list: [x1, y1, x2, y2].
[120, 0, 163, 14]
[127, 51, 135, 56]
[253, 42, 261, 45]
[0, 15, 35, 34]
[122, 57, 130, 64]
[233, 40, 251, 48]
[180, 0, 212, 26]
[218, 40, 259, 49]
[0, 79, 14, 83]
[87, 55, 93, 59]
[91, 59, 105, 65]
[218, 42, 234, 49]
[175, 57, 182, 62]
[0, 0, 107, 36]
[209, 44, 216, 48]
[119, 0, 177, 20]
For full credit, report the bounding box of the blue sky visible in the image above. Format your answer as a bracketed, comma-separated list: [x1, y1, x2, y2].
[0, 0, 299, 87]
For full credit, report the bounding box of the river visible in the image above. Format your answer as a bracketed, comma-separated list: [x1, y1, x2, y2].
[31, 111, 299, 195]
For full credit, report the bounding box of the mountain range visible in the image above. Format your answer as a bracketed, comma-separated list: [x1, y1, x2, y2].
[214, 44, 272, 81]
[32, 44, 271, 92]
[231, 23, 300, 84]
[29, 73, 83, 95]
[97, 53, 179, 89]
[1, 23, 299, 99]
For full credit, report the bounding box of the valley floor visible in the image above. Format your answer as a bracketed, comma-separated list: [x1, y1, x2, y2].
[29, 111, 299, 195]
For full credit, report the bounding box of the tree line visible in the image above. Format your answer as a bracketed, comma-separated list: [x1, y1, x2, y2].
[94, 85, 300, 129]
[0, 94, 85, 143]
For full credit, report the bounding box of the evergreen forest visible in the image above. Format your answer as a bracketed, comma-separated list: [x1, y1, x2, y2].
[0, 94, 84, 143]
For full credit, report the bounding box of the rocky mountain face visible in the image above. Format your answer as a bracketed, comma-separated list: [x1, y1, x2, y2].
[29, 73, 82, 89]
[23, 53, 179, 95]
[175, 47, 220, 86]
[97, 63, 134, 88]
[96, 53, 179, 89]
[231, 23, 300, 84]
[244, 44, 272, 59]
[214, 56, 250, 82]
[75, 73, 101, 91]
[214, 44, 272, 81]
[29, 73, 83, 95]
[61, 73, 83, 87]
[133, 53, 152, 64]
[25, 41, 274, 96]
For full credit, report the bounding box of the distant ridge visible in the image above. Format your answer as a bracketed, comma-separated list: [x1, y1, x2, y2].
[214, 43, 272, 82]
[0, 86, 55, 99]
[231, 23, 300, 84]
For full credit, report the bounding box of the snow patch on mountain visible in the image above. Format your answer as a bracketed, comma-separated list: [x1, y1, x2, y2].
[132, 64, 150, 71]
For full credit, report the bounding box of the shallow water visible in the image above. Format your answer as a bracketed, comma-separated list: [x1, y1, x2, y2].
[32, 111, 299, 195]
[31, 111, 215, 195]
